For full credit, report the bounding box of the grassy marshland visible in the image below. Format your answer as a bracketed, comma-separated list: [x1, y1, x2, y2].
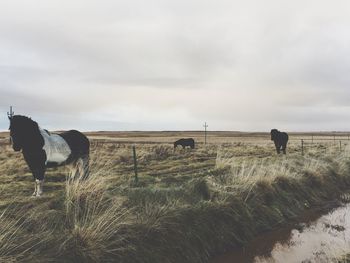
[0, 134, 350, 262]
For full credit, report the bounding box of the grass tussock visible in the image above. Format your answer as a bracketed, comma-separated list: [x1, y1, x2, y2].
[338, 254, 350, 263]
[0, 205, 54, 263]
[0, 140, 350, 262]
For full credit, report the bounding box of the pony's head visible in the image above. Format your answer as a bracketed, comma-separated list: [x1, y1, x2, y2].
[8, 115, 43, 151]
[270, 129, 279, 141]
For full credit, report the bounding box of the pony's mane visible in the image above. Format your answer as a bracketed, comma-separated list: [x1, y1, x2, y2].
[10, 115, 39, 131]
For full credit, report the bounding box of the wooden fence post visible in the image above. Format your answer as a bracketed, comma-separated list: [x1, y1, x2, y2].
[301, 139, 304, 156]
[132, 145, 138, 183]
[340, 140, 342, 152]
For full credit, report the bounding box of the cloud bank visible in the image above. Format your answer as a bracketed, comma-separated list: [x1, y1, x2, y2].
[1, 0, 350, 131]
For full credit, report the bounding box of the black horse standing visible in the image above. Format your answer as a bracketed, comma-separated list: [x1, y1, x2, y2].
[174, 138, 195, 149]
[270, 129, 289, 154]
[8, 115, 90, 197]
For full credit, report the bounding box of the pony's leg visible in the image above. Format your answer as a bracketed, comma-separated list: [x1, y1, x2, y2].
[36, 179, 44, 196]
[278, 146, 282, 154]
[32, 181, 38, 196]
[75, 158, 84, 179]
[275, 145, 281, 154]
[23, 150, 46, 197]
[67, 155, 89, 181]
[274, 141, 280, 154]
[70, 157, 87, 180]
[68, 161, 78, 180]
[282, 144, 287, 154]
[32, 168, 45, 197]
[81, 155, 90, 180]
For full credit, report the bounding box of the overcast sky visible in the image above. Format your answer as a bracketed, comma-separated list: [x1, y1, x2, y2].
[1, 0, 350, 131]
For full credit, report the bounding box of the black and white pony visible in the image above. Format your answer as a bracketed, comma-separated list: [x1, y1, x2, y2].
[8, 115, 90, 197]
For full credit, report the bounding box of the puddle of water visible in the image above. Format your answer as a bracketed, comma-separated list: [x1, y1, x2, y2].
[213, 203, 350, 263]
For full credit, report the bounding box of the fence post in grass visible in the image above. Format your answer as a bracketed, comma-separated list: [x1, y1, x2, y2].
[334, 134, 336, 145]
[301, 139, 304, 156]
[340, 140, 342, 152]
[132, 145, 138, 184]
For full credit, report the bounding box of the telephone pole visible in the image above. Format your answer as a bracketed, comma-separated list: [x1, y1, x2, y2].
[203, 122, 208, 145]
[7, 106, 14, 118]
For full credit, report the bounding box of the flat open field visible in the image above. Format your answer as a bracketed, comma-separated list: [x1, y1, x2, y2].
[0, 131, 350, 262]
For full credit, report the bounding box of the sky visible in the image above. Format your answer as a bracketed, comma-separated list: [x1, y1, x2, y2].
[1, 0, 350, 131]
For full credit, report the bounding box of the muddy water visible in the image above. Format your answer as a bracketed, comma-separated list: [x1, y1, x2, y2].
[213, 203, 350, 263]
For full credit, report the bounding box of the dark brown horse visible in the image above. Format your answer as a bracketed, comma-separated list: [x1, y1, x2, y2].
[174, 138, 195, 149]
[271, 129, 289, 154]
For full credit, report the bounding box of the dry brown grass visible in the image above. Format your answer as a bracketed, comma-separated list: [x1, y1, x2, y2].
[0, 133, 349, 262]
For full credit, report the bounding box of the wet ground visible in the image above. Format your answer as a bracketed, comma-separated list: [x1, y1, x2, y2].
[213, 202, 350, 263]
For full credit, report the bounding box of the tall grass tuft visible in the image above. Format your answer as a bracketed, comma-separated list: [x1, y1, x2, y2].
[1, 141, 350, 262]
[0, 205, 54, 262]
[62, 159, 133, 262]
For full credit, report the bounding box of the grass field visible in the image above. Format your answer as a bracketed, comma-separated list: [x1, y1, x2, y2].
[0, 131, 350, 262]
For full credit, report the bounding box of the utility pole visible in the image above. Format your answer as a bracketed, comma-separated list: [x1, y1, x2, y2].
[203, 122, 208, 145]
[7, 106, 14, 145]
[7, 106, 14, 118]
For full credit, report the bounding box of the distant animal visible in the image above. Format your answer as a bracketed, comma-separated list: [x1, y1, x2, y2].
[8, 115, 90, 197]
[174, 138, 195, 149]
[270, 129, 289, 154]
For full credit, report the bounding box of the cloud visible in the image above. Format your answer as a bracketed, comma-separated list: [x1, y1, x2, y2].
[1, 0, 350, 131]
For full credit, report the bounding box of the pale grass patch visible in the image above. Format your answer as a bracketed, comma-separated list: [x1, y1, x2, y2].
[212, 145, 347, 196]
[0, 206, 52, 262]
[0, 138, 349, 262]
[62, 149, 134, 261]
